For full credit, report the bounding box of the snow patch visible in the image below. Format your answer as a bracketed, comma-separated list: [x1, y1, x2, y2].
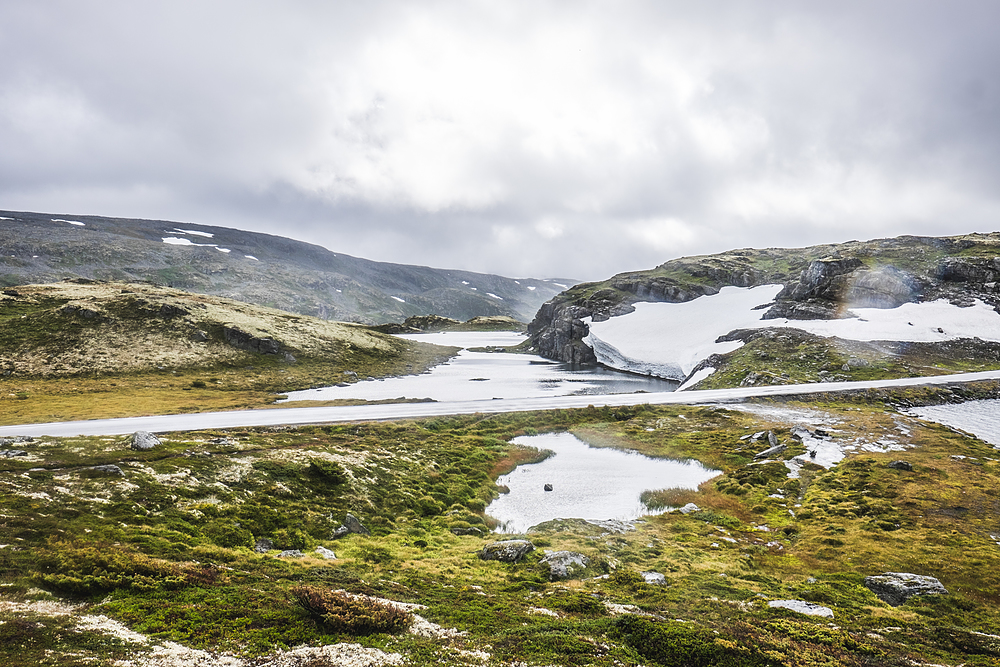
[677, 367, 715, 391]
[552, 282, 568, 288]
[390, 296, 406, 303]
[162, 237, 214, 248]
[0, 216, 13, 220]
[486, 292, 503, 300]
[584, 285, 1000, 381]
[173, 228, 214, 238]
[215, 247, 231, 253]
[527, 286, 536, 291]
[245, 255, 259, 261]
[52, 218, 85, 226]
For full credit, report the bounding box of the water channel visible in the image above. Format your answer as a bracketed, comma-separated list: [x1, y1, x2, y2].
[486, 432, 720, 533]
[281, 331, 679, 403]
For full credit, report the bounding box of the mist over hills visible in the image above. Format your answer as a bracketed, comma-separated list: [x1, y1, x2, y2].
[0, 210, 571, 324]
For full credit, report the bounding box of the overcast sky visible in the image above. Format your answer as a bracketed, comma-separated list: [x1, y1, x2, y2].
[2, 1, 998, 280]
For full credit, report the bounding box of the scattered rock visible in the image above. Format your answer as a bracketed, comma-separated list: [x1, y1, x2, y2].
[539, 551, 589, 580]
[0, 436, 33, 446]
[767, 431, 778, 447]
[754, 442, 787, 460]
[332, 526, 351, 538]
[887, 460, 913, 471]
[678, 503, 700, 514]
[450, 527, 484, 536]
[191, 330, 209, 342]
[278, 550, 304, 558]
[543, 483, 553, 492]
[642, 571, 666, 585]
[479, 540, 535, 563]
[0, 450, 28, 457]
[315, 546, 337, 560]
[222, 326, 281, 355]
[343, 513, 371, 536]
[254, 538, 274, 553]
[89, 464, 124, 476]
[768, 600, 834, 618]
[130, 431, 161, 451]
[864, 572, 948, 606]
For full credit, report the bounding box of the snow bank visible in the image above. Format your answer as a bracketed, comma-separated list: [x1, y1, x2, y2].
[583, 285, 1000, 381]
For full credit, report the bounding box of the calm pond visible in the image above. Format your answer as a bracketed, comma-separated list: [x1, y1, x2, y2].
[281, 331, 679, 403]
[487, 432, 720, 533]
[909, 399, 1000, 447]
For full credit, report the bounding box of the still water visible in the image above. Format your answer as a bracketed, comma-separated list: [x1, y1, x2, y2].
[909, 399, 1000, 447]
[487, 432, 720, 533]
[281, 332, 678, 403]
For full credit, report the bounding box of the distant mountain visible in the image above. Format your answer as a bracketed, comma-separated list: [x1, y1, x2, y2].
[527, 232, 1000, 388]
[0, 211, 573, 324]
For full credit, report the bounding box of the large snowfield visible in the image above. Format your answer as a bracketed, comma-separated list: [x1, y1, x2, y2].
[583, 285, 1000, 381]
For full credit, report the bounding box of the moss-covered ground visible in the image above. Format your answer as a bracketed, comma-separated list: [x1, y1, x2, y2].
[3, 389, 1000, 665]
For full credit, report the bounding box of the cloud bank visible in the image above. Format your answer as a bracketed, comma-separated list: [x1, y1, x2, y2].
[2, 0, 998, 279]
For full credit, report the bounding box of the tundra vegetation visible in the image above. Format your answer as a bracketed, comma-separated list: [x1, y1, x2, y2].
[3, 384, 1000, 666]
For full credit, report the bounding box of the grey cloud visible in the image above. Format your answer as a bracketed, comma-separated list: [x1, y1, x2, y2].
[2, 1, 999, 281]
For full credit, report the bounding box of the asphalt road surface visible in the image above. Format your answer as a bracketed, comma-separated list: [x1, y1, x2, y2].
[2, 369, 999, 438]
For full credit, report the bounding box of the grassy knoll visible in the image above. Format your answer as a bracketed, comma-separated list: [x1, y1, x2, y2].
[3, 391, 1000, 665]
[0, 281, 456, 424]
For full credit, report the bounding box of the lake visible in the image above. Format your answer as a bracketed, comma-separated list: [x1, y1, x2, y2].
[281, 331, 679, 403]
[486, 432, 720, 533]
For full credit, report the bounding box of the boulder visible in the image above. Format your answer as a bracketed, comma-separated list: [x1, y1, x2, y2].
[450, 526, 484, 536]
[343, 513, 371, 536]
[130, 431, 161, 450]
[543, 483, 553, 492]
[642, 571, 666, 585]
[768, 600, 834, 618]
[254, 538, 274, 553]
[864, 572, 948, 606]
[89, 464, 124, 476]
[887, 460, 913, 472]
[678, 503, 700, 515]
[754, 442, 786, 460]
[0, 450, 28, 458]
[539, 551, 590, 580]
[315, 546, 337, 560]
[332, 526, 350, 539]
[479, 540, 535, 563]
[278, 549, 304, 558]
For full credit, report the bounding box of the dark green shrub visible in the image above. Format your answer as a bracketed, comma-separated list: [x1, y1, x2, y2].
[548, 592, 607, 615]
[615, 615, 767, 666]
[273, 528, 313, 551]
[204, 522, 253, 549]
[308, 458, 347, 484]
[290, 586, 411, 634]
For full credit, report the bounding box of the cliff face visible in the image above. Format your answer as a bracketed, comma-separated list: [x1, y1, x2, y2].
[527, 233, 1000, 364]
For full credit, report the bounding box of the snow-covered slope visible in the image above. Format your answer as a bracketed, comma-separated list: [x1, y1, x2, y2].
[583, 285, 1000, 382]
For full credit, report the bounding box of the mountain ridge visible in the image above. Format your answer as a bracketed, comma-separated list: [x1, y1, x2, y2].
[0, 210, 572, 324]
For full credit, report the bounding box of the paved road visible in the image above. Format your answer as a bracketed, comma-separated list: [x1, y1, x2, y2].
[2, 369, 999, 438]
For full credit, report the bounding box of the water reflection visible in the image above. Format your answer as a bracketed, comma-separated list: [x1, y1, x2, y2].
[487, 432, 720, 533]
[281, 332, 678, 403]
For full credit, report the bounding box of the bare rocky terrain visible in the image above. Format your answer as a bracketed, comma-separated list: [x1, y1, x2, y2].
[0, 210, 571, 324]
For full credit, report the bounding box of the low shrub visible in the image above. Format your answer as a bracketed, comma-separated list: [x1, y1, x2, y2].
[290, 586, 412, 634]
[615, 615, 768, 667]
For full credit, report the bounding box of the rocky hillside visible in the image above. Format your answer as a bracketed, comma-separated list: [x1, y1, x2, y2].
[527, 233, 1000, 381]
[0, 210, 571, 324]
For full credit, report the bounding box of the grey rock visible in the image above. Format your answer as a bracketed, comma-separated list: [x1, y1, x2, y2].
[254, 538, 274, 553]
[278, 549, 304, 558]
[343, 513, 371, 536]
[315, 546, 337, 560]
[768, 600, 834, 618]
[332, 526, 351, 539]
[678, 503, 700, 514]
[479, 539, 535, 563]
[539, 551, 590, 580]
[191, 330, 209, 342]
[543, 483, 553, 492]
[90, 464, 124, 476]
[864, 572, 948, 606]
[754, 442, 786, 460]
[0, 436, 33, 446]
[887, 460, 913, 472]
[130, 431, 161, 450]
[642, 571, 666, 585]
[450, 526, 484, 536]
[0, 450, 28, 457]
[223, 326, 281, 355]
[767, 431, 779, 447]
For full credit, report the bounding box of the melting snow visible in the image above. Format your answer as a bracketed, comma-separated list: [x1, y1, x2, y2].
[462, 281, 470, 285]
[216, 247, 231, 253]
[391, 296, 406, 303]
[552, 282, 568, 288]
[677, 366, 716, 391]
[486, 292, 503, 300]
[527, 286, 536, 291]
[162, 237, 214, 248]
[173, 228, 214, 238]
[52, 218, 85, 226]
[0, 216, 13, 220]
[584, 285, 1000, 380]
[245, 255, 259, 260]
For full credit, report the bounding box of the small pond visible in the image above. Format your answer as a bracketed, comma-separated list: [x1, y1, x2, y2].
[909, 399, 1000, 447]
[281, 331, 678, 403]
[487, 432, 720, 533]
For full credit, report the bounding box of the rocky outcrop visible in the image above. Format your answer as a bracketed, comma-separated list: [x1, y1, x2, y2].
[223, 326, 282, 355]
[479, 540, 535, 563]
[539, 551, 589, 580]
[527, 233, 1000, 365]
[768, 600, 834, 618]
[864, 572, 948, 606]
[333, 513, 371, 538]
